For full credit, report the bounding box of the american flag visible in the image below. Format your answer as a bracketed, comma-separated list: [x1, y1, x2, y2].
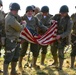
[20, 21, 57, 46]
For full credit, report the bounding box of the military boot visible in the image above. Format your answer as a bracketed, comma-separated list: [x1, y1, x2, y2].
[3, 64, 9, 75]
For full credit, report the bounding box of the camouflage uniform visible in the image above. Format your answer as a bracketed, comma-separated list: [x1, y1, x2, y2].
[20, 14, 40, 57]
[51, 13, 73, 69]
[4, 12, 24, 64]
[0, 10, 5, 55]
[35, 12, 53, 65]
[0, 4, 5, 57]
[70, 13, 76, 68]
[35, 12, 53, 53]
[71, 13, 76, 56]
[0, 0, 5, 73]
[20, 13, 48, 55]
[19, 6, 48, 69]
[3, 3, 25, 75]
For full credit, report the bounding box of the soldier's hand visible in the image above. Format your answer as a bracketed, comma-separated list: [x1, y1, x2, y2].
[21, 20, 27, 28]
[21, 20, 26, 24]
[49, 20, 57, 25]
[56, 35, 61, 40]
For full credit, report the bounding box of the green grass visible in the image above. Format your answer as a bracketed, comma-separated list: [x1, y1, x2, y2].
[0, 45, 76, 75]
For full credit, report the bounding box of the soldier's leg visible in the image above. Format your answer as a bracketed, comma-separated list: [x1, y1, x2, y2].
[0, 45, 2, 57]
[30, 43, 40, 69]
[18, 41, 28, 69]
[0, 36, 5, 73]
[41, 45, 48, 65]
[58, 47, 65, 70]
[0, 41, 3, 73]
[3, 39, 17, 75]
[50, 44, 58, 66]
[70, 44, 76, 68]
[0, 37, 2, 57]
[10, 43, 20, 75]
[0, 44, 3, 73]
[70, 35, 76, 68]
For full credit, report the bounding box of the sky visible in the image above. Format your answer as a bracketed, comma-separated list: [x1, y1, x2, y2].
[2, 0, 76, 16]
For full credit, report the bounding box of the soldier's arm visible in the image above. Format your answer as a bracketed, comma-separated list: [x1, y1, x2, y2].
[36, 17, 48, 31]
[0, 11, 5, 24]
[71, 14, 76, 31]
[9, 17, 24, 32]
[71, 13, 76, 22]
[35, 14, 48, 31]
[60, 19, 73, 39]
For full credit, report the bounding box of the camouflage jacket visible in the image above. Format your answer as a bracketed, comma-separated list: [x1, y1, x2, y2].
[53, 14, 73, 45]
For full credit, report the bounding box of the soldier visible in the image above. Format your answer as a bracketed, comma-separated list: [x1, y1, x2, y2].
[18, 6, 48, 70]
[31, 5, 36, 10]
[31, 5, 40, 15]
[0, 0, 5, 73]
[0, 0, 5, 57]
[71, 10, 76, 69]
[35, 6, 53, 65]
[3, 3, 26, 75]
[50, 5, 73, 70]
[34, 7, 40, 15]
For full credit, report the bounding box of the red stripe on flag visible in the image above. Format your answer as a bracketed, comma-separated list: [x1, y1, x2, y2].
[20, 21, 58, 46]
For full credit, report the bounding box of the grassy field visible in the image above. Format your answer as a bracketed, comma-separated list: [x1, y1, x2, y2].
[0, 46, 76, 75]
